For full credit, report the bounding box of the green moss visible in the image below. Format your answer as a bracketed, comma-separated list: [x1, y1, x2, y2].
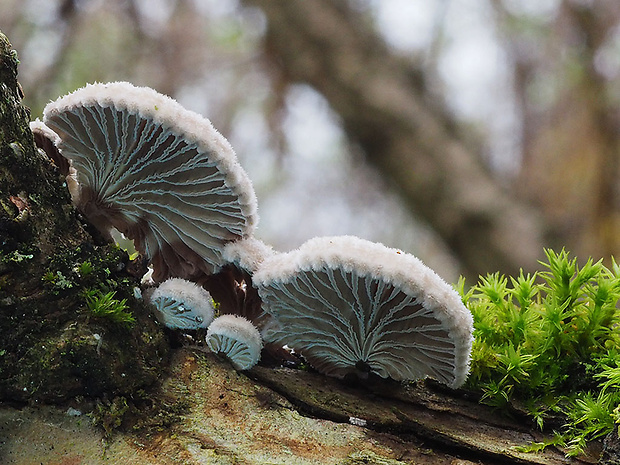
[0, 241, 170, 403]
[89, 396, 130, 437]
[85, 289, 135, 328]
[461, 248, 620, 455]
[6, 302, 169, 403]
[43, 244, 129, 291]
[78, 260, 94, 276]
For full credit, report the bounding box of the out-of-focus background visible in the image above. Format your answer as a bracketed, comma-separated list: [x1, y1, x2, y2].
[3, 0, 620, 282]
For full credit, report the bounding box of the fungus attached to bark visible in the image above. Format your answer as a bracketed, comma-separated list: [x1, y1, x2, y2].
[253, 236, 473, 388]
[43, 82, 258, 281]
[195, 237, 273, 325]
[206, 314, 263, 370]
[30, 119, 69, 175]
[149, 277, 215, 330]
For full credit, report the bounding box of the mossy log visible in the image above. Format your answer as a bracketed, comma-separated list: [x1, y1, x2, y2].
[0, 30, 608, 464]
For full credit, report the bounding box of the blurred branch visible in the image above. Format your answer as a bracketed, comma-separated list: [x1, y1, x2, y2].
[494, 0, 620, 261]
[561, 0, 620, 258]
[243, 0, 549, 278]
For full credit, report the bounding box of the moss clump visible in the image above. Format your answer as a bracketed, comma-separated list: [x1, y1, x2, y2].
[89, 396, 130, 437]
[85, 289, 135, 328]
[86, 387, 191, 440]
[461, 248, 620, 456]
[0, 241, 170, 403]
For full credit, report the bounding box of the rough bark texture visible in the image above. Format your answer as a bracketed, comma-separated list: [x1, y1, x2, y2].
[242, 0, 550, 279]
[0, 348, 600, 464]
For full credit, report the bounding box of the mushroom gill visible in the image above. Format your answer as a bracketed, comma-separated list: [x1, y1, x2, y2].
[253, 236, 474, 388]
[43, 81, 258, 282]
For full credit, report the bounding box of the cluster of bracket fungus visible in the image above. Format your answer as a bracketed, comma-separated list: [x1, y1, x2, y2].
[39, 82, 474, 385]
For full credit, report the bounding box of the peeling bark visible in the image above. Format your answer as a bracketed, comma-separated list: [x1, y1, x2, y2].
[249, 362, 597, 465]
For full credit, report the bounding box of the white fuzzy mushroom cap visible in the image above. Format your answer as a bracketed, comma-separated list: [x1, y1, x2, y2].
[222, 237, 275, 274]
[254, 235, 474, 388]
[30, 118, 60, 145]
[43, 81, 258, 281]
[206, 314, 263, 370]
[149, 278, 215, 330]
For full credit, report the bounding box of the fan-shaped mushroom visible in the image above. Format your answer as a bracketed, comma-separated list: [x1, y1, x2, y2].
[43, 82, 258, 281]
[253, 236, 473, 388]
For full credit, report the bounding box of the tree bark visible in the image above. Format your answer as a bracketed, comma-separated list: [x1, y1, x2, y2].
[0, 30, 169, 403]
[0, 348, 599, 464]
[243, 0, 551, 279]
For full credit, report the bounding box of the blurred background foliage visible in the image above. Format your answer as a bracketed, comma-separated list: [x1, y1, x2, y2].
[3, 0, 620, 282]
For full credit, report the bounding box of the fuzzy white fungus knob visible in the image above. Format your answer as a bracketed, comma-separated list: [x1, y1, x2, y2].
[254, 236, 474, 388]
[206, 314, 263, 370]
[222, 237, 274, 274]
[149, 278, 215, 330]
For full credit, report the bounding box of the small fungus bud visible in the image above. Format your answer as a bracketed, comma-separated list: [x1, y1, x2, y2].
[149, 278, 215, 330]
[206, 314, 263, 370]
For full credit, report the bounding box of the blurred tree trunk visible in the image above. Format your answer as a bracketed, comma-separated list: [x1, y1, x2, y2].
[501, 0, 620, 262]
[243, 0, 550, 279]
